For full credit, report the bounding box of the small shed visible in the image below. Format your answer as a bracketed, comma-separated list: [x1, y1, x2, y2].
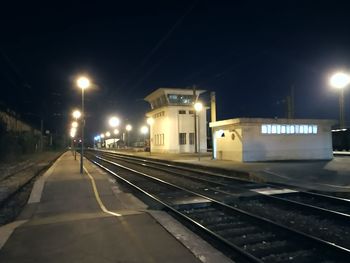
[209, 118, 335, 162]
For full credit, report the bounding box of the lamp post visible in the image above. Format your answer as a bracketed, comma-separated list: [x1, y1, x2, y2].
[109, 116, 120, 149]
[330, 72, 350, 128]
[76, 76, 90, 174]
[147, 117, 154, 154]
[100, 133, 105, 148]
[126, 124, 132, 147]
[194, 102, 203, 161]
[72, 110, 81, 160]
[113, 129, 119, 148]
[140, 126, 148, 151]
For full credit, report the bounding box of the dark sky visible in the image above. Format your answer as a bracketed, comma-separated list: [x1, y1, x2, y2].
[1, 1, 350, 139]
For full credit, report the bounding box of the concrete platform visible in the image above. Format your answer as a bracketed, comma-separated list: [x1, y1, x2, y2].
[0, 152, 231, 263]
[101, 149, 350, 193]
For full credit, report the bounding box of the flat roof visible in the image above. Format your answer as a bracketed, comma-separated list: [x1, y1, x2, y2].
[209, 118, 336, 128]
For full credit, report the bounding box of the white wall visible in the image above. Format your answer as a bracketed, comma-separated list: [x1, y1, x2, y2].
[211, 118, 334, 162]
[242, 124, 333, 161]
[213, 128, 243, 161]
[149, 106, 207, 153]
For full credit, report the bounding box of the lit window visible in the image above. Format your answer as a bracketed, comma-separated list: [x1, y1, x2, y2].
[271, 125, 277, 134]
[261, 124, 318, 135]
[299, 125, 304, 134]
[267, 125, 271, 134]
[308, 125, 312, 134]
[281, 125, 286, 134]
[291, 125, 295, 134]
[276, 125, 281, 134]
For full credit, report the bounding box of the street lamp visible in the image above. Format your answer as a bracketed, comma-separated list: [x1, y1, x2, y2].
[76, 76, 90, 174]
[106, 131, 111, 137]
[330, 72, 350, 128]
[72, 121, 78, 128]
[109, 116, 120, 127]
[194, 102, 203, 161]
[126, 124, 132, 147]
[72, 110, 81, 120]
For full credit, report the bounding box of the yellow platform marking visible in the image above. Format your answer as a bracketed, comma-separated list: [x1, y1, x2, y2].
[83, 166, 122, 217]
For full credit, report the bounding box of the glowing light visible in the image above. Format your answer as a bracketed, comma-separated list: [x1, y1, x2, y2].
[100, 134, 105, 138]
[194, 102, 203, 112]
[113, 129, 119, 135]
[72, 110, 81, 119]
[147, 117, 154, 125]
[72, 121, 78, 128]
[105, 131, 111, 137]
[330, 72, 350, 89]
[70, 127, 77, 138]
[77, 76, 90, 89]
[109, 116, 120, 127]
[140, 126, 148, 134]
[126, 124, 132, 131]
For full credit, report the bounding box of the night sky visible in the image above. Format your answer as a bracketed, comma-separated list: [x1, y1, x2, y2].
[1, 1, 350, 140]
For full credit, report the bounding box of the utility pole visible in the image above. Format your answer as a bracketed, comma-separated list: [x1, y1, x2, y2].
[193, 86, 197, 153]
[210, 92, 216, 159]
[287, 85, 295, 119]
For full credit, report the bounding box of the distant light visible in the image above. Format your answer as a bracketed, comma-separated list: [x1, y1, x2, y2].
[70, 127, 76, 137]
[109, 116, 120, 127]
[72, 121, 78, 128]
[113, 129, 119, 135]
[77, 76, 90, 89]
[126, 124, 132, 131]
[72, 110, 81, 119]
[100, 134, 105, 138]
[194, 102, 203, 112]
[140, 126, 148, 134]
[147, 117, 154, 125]
[330, 72, 350, 89]
[96, 135, 101, 140]
[105, 131, 111, 137]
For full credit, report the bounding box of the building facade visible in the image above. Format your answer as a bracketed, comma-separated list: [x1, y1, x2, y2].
[210, 118, 335, 162]
[145, 88, 207, 153]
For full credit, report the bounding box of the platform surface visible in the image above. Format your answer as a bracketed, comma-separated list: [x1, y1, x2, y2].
[0, 152, 203, 263]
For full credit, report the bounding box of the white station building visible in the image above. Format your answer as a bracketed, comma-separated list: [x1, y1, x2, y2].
[145, 88, 207, 153]
[210, 118, 335, 162]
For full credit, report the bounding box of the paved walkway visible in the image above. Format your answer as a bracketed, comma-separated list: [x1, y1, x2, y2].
[0, 152, 230, 263]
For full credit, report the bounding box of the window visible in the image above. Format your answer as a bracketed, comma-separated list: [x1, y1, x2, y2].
[189, 133, 195, 145]
[168, 94, 194, 105]
[160, 134, 164, 145]
[179, 133, 186, 145]
[261, 124, 318, 135]
[178, 110, 186, 114]
[153, 111, 165, 118]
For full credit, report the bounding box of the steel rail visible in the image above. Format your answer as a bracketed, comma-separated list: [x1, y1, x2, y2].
[86, 153, 350, 261]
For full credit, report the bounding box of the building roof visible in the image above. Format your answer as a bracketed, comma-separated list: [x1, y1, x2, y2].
[209, 118, 336, 128]
[144, 88, 206, 102]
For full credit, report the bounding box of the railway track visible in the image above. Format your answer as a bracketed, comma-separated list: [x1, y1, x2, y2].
[85, 151, 350, 262]
[89, 150, 350, 250]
